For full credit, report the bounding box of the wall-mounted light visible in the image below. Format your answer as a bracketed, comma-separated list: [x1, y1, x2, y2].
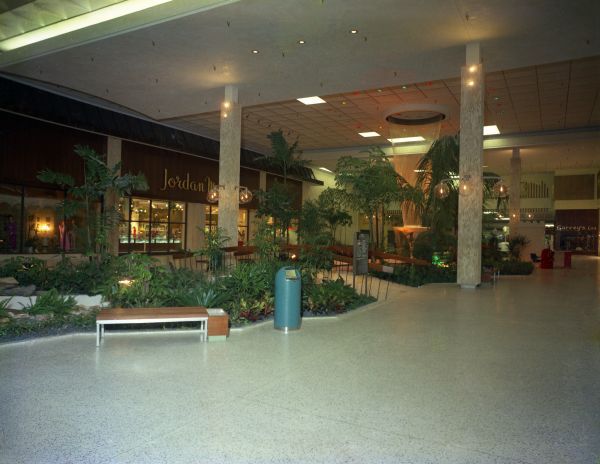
[434, 175, 508, 199]
[206, 185, 253, 205]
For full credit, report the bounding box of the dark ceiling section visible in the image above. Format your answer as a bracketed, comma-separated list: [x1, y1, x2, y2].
[0, 75, 321, 185]
[0, 0, 34, 14]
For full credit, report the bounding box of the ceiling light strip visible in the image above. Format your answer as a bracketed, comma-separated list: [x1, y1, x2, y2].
[0, 0, 172, 52]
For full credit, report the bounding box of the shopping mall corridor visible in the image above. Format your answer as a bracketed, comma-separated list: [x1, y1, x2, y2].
[1, 256, 599, 464]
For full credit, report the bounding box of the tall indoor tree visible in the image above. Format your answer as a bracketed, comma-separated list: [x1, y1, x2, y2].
[335, 147, 408, 249]
[38, 145, 148, 258]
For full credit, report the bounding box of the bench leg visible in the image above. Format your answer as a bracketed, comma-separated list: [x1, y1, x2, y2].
[96, 323, 101, 347]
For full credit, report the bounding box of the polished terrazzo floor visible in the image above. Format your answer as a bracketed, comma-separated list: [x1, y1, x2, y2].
[1, 256, 599, 464]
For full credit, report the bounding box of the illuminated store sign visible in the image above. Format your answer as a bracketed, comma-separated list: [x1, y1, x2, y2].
[159, 168, 216, 193]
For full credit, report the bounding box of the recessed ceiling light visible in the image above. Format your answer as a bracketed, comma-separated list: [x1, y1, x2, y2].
[387, 136, 425, 143]
[297, 96, 326, 105]
[297, 39, 305, 44]
[483, 125, 500, 135]
[251, 49, 259, 54]
[341, 101, 347, 105]
[359, 131, 381, 137]
[349, 29, 358, 34]
[0, 0, 172, 51]
[401, 85, 408, 89]
[377, 89, 382, 93]
[319, 167, 333, 173]
[468, 65, 477, 73]
[467, 80, 475, 87]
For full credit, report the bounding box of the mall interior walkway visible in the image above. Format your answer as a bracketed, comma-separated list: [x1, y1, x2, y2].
[1, 257, 599, 464]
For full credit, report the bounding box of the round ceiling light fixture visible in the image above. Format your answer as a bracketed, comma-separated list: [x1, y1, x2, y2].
[383, 103, 450, 154]
[384, 103, 448, 126]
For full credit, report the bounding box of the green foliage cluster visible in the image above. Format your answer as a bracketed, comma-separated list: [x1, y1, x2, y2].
[37, 145, 148, 258]
[372, 264, 457, 287]
[220, 261, 278, 323]
[0, 298, 10, 318]
[1, 252, 374, 335]
[412, 230, 457, 262]
[297, 200, 333, 277]
[194, 227, 231, 272]
[252, 219, 280, 263]
[27, 289, 77, 316]
[304, 278, 372, 315]
[255, 181, 298, 240]
[0, 310, 97, 340]
[0, 257, 48, 287]
[497, 261, 534, 275]
[335, 147, 406, 249]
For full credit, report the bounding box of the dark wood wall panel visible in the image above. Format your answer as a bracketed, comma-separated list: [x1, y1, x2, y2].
[121, 141, 260, 207]
[0, 111, 106, 187]
[554, 174, 595, 200]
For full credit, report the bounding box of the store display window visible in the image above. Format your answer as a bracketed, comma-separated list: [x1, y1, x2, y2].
[119, 197, 186, 253]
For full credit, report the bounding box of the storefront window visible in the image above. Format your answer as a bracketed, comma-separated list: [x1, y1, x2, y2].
[120, 197, 186, 253]
[238, 209, 248, 245]
[205, 205, 218, 233]
[0, 184, 23, 253]
[204, 205, 249, 245]
[24, 187, 64, 253]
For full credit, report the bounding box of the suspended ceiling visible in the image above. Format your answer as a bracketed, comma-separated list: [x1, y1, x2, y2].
[0, 0, 599, 174]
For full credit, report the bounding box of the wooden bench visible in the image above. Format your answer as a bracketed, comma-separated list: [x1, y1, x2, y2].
[96, 307, 209, 346]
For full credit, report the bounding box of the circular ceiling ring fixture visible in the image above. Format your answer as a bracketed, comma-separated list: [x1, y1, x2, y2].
[383, 103, 450, 126]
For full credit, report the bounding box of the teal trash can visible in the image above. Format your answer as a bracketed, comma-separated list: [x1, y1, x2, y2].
[274, 267, 301, 332]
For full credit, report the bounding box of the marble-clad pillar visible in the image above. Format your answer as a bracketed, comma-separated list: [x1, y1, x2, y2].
[509, 148, 521, 237]
[457, 43, 484, 289]
[218, 85, 241, 247]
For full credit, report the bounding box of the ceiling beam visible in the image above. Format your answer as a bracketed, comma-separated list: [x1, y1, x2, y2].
[303, 126, 600, 162]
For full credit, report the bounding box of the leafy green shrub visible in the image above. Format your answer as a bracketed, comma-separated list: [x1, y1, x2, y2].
[498, 260, 534, 275]
[45, 258, 113, 295]
[220, 261, 278, 323]
[27, 289, 76, 316]
[0, 257, 48, 287]
[372, 264, 456, 287]
[413, 231, 456, 262]
[304, 278, 362, 314]
[0, 298, 11, 318]
[184, 285, 228, 308]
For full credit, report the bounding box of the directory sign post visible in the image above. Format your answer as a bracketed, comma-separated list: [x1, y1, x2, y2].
[353, 231, 370, 293]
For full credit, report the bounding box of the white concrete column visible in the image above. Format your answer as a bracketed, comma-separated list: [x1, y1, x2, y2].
[218, 85, 241, 247]
[509, 148, 521, 236]
[457, 43, 484, 289]
[106, 137, 122, 256]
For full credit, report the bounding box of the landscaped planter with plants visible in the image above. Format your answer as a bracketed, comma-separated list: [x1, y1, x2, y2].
[0, 251, 376, 342]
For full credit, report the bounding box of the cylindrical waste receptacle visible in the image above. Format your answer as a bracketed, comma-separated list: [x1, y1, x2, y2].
[274, 266, 301, 332]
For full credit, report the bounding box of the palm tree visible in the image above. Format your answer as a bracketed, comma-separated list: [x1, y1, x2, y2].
[264, 129, 309, 185]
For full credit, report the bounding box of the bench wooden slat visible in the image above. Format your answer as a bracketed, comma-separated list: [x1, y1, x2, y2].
[97, 307, 208, 321]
